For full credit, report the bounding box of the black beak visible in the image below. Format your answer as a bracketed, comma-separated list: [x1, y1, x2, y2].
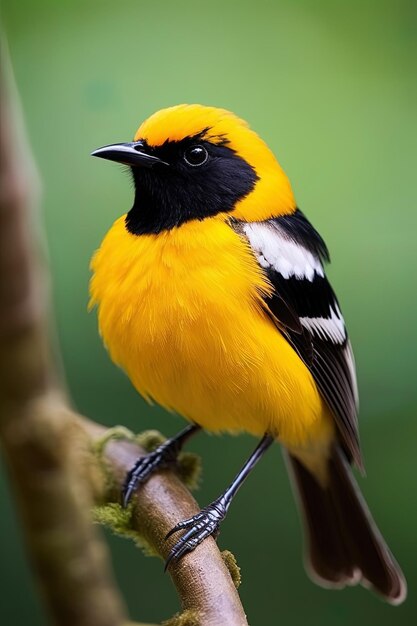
[91, 142, 167, 168]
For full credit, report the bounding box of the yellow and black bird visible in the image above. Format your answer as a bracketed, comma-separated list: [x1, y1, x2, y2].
[90, 104, 406, 603]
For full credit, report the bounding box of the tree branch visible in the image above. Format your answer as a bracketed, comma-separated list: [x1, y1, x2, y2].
[0, 33, 248, 626]
[80, 417, 248, 626]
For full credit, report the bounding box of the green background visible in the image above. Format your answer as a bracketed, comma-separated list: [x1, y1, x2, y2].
[1, 1, 416, 624]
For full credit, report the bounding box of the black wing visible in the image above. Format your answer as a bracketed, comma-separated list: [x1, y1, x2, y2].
[234, 209, 362, 469]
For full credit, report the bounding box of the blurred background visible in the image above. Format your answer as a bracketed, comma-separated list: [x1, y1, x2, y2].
[1, 0, 416, 624]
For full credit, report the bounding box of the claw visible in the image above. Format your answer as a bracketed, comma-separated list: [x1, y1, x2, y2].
[164, 550, 177, 572]
[122, 482, 135, 509]
[122, 424, 201, 508]
[122, 445, 173, 507]
[164, 498, 229, 570]
[165, 530, 202, 571]
[165, 515, 197, 540]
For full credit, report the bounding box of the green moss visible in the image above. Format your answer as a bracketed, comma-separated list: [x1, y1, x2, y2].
[93, 426, 136, 457]
[135, 429, 167, 451]
[92, 502, 157, 557]
[221, 550, 241, 589]
[162, 610, 200, 626]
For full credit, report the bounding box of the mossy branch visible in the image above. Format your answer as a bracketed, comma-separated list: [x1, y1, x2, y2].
[0, 33, 248, 626]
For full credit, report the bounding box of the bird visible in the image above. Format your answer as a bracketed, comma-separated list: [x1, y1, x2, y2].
[90, 104, 406, 603]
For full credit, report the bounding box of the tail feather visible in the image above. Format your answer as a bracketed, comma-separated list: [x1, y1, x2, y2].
[287, 445, 407, 604]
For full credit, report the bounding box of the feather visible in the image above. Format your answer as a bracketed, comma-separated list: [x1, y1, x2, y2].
[235, 209, 362, 468]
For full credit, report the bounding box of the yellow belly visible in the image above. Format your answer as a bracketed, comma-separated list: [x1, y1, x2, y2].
[90, 214, 333, 449]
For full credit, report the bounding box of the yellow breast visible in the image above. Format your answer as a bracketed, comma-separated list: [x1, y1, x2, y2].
[90, 215, 332, 448]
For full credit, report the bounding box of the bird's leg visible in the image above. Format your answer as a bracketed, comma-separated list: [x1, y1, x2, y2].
[122, 423, 201, 507]
[165, 433, 274, 569]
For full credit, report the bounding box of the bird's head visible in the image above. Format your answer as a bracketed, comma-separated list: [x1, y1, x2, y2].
[92, 104, 296, 235]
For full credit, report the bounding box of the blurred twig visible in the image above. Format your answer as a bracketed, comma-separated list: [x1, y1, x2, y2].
[0, 37, 127, 626]
[0, 34, 248, 626]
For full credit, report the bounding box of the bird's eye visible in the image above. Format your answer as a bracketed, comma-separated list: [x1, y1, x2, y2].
[183, 145, 208, 167]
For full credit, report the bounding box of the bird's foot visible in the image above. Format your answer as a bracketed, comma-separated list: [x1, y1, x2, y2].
[164, 496, 229, 570]
[122, 439, 180, 507]
[122, 424, 200, 507]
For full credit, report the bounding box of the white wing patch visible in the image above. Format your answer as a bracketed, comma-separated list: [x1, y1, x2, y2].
[243, 221, 324, 281]
[300, 304, 346, 344]
[242, 220, 347, 346]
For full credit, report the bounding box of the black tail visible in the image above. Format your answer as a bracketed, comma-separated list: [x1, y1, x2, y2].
[287, 445, 406, 604]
